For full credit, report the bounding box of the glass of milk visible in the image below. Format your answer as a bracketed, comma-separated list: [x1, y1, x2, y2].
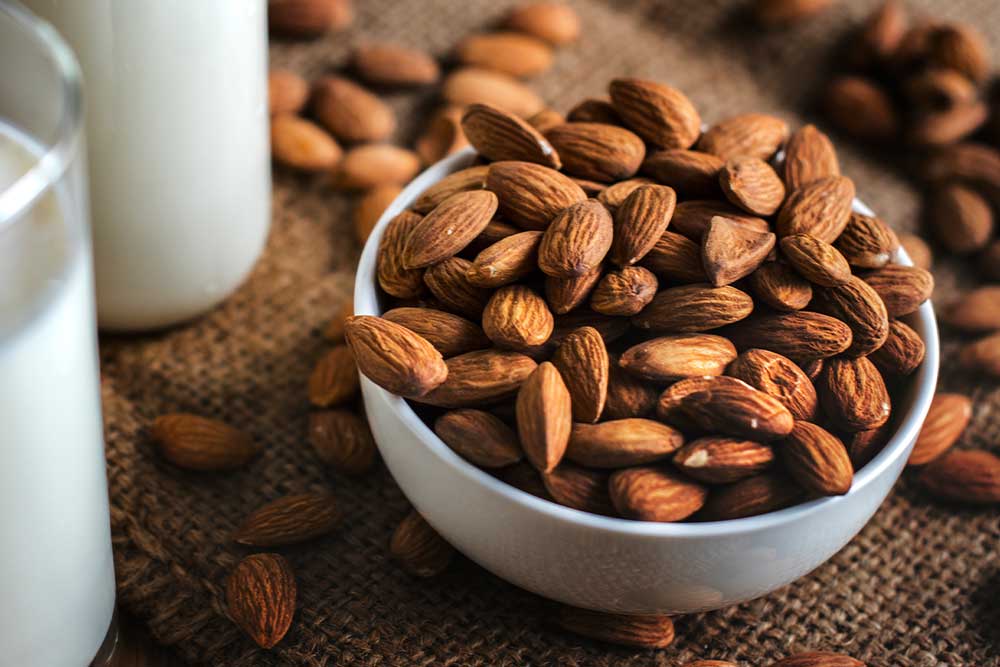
[21, 0, 272, 331]
[0, 3, 117, 664]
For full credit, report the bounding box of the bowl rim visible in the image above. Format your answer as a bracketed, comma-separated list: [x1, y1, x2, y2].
[355, 146, 941, 540]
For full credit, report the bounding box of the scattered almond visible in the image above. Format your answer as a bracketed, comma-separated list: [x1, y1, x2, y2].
[234, 493, 340, 547]
[152, 413, 260, 471]
[225, 553, 296, 649]
[908, 393, 971, 466]
[390, 510, 455, 576]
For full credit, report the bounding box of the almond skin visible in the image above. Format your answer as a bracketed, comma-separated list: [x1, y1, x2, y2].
[596, 177, 654, 210]
[811, 276, 890, 357]
[332, 144, 421, 190]
[568, 419, 684, 468]
[783, 124, 840, 190]
[505, 3, 581, 45]
[610, 184, 678, 266]
[641, 149, 724, 198]
[777, 176, 856, 242]
[610, 466, 708, 522]
[723, 311, 853, 362]
[307, 344, 359, 407]
[225, 554, 296, 650]
[781, 421, 854, 496]
[469, 219, 521, 254]
[486, 161, 587, 230]
[673, 436, 775, 484]
[482, 285, 554, 349]
[768, 652, 865, 667]
[869, 319, 925, 376]
[351, 42, 440, 86]
[908, 393, 971, 466]
[833, 212, 898, 270]
[632, 283, 754, 333]
[234, 493, 341, 547]
[603, 361, 659, 420]
[402, 190, 498, 269]
[779, 234, 851, 287]
[590, 266, 658, 316]
[551, 326, 609, 423]
[390, 510, 455, 577]
[640, 230, 708, 283]
[555, 606, 674, 649]
[621, 334, 737, 382]
[538, 199, 614, 278]
[308, 410, 377, 475]
[434, 409, 523, 467]
[609, 77, 702, 149]
[516, 362, 572, 472]
[861, 265, 934, 317]
[818, 356, 891, 432]
[542, 464, 615, 515]
[544, 122, 646, 182]
[824, 76, 899, 141]
[700, 472, 804, 521]
[415, 349, 537, 408]
[423, 257, 491, 318]
[461, 104, 560, 168]
[383, 307, 490, 357]
[698, 113, 789, 161]
[412, 165, 488, 214]
[727, 348, 818, 421]
[456, 32, 553, 79]
[670, 199, 771, 240]
[680, 376, 795, 441]
[442, 67, 545, 118]
[545, 267, 603, 315]
[344, 315, 448, 398]
[467, 230, 543, 288]
[847, 423, 892, 470]
[918, 449, 1000, 504]
[719, 157, 786, 216]
[656, 375, 749, 431]
[152, 414, 261, 471]
[312, 76, 395, 143]
[270, 114, 342, 172]
[701, 216, 776, 287]
[567, 98, 622, 125]
[749, 261, 813, 311]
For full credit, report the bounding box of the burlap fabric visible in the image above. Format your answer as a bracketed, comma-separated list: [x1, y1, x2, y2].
[102, 1, 1000, 664]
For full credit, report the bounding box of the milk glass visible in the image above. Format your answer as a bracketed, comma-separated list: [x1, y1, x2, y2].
[0, 3, 117, 665]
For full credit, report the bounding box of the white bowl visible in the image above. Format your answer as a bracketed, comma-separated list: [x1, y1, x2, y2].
[354, 147, 940, 614]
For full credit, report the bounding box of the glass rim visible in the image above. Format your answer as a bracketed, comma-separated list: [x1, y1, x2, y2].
[0, 1, 84, 226]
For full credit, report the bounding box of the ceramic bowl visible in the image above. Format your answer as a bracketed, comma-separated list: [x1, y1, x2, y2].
[354, 147, 939, 614]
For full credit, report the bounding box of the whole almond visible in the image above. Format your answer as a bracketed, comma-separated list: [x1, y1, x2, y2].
[768, 652, 865, 667]
[423, 257, 491, 318]
[861, 265, 933, 317]
[958, 331, 1000, 377]
[467, 231, 543, 288]
[516, 362, 572, 472]
[383, 307, 490, 357]
[610, 466, 707, 522]
[483, 285, 554, 349]
[551, 326, 609, 422]
[811, 277, 890, 357]
[152, 414, 261, 471]
[824, 76, 899, 141]
[333, 144, 421, 190]
[869, 319, 925, 376]
[270, 115, 342, 172]
[701, 216, 776, 287]
[783, 124, 840, 190]
[909, 101, 989, 146]
[777, 176, 856, 242]
[456, 32, 553, 78]
[557, 606, 674, 649]
[234, 493, 340, 547]
[680, 376, 795, 440]
[834, 212, 898, 269]
[641, 149, 724, 198]
[308, 410, 376, 475]
[545, 267, 603, 315]
[268, 0, 351, 36]
[544, 122, 646, 182]
[640, 230, 709, 283]
[506, 3, 581, 45]
[700, 472, 804, 520]
[415, 106, 468, 166]
[749, 261, 813, 311]
[542, 464, 615, 515]
[307, 344, 359, 407]
[402, 190, 498, 269]
[390, 510, 455, 577]
[928, 183, 993, 254]
[655, 375, 749, 430]
[921, 142, 1000, 202]
[603, 360, 660, 420]
[670, 200, 771, 240]
[818, 356, 891, 432]
[351, 42, 440, 86]
[942, 286, 1000, 332]
[719, 157, 786, 216]
[780, 234, 851, 287]
[724, 311, 853, 361]
[727, 348, 818, 421]
[918, 449, 1000, 504]
[929, 24, 991, 83]
[699, 113, 789, 161]
[847, 423, 892, 470]
[857, 0, 906, 63]
[269, 69, 309, 116]
[590, 266, 658, 316]
[344, 315, 448, 398]
[673, 436, 774, 484]
[354, 184, 401, 244]
[442, 67, 545, 118]
[377, 211, 424, 298]
[609, 77, 702, 149]
[633, 283, 754, 333]
[782, 421, 853, 496]
[412, 165, 488, 214]
[416, 349, 537, 408]
[225, 554, 296, 649]
[323, 297, 353, 342]
[610, 184, 677, 266]
[530, 108, 568, 133]
[903, 68, 976, 110]
[461, 104, 560, 168]
[596, 177, 654, 210]
[486, 161, 587, 230]
[567, 98, 622, 125]
[434, 409, 523, 467]
[908, 393, 971, 466]
[568, 419, 684, 468]
[621, 333, 737, 382]
[312, 76, 395, 143]
[538, 199, 614, 278]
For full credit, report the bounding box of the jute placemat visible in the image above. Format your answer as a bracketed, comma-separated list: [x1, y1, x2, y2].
[101, 1, 1000, 664]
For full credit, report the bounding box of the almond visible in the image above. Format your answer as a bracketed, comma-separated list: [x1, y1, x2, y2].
[390, 510, 455, 577]
[701, 216, 776, 287]
[908, 101, 989, 146]
[516, 361, 572, 472]
[354, 184, 401, 244]
[749, 261, 813, 311]
[680, 376, 795, 440]
[308, 410, 377, 475]
[567, 419, 684, 468]
[818, 356, 891, 432]
[782, 124, 840, 191]
[684, 662, 740, 667]
[377, 215, 426, 299]
[727, 348, 818, 421]
[152, 413, 261, 471]
[958, 331, 1000, 377]
[847, 423, 892, 469]
[483, 285, 554, 349]
[918, 449, 1000, 504]
[312, 76, 395, 143]
[942, 286, 1000, 332]
[434, 409, 523, 467]
[467, 230, 543, 288]
[557, 606, 674, 648]
[861, 265, 933, 317]
[544, 122, 646, 182]
[486, 161, 587, 230]
[610, 466, 707, 521]
[402, 190, 498, 268]
[673, 436, 774, 484]
[456, 32, 553, 79]
[538, 199, 614, 278]
[908, 393, 971, 466]
[529, 108, 568, 133]
[268, 69, 309, 116]
[811, 276, 890, 357]
[903, 68, 976, 111]
[498, 462, 549, 499]
[698, 113, 789, 161]
[719, 157, 786, 216]
[655, 375, 748, 430]
[754, 0, 834, 25]
[596, 177, 654, 210]
[423, 257, 491, 318]
[225, 554, 296, 649]
[351, 42, 440, 86]
[442, 67, 545, 118]
[834, 212, 898, 269]
[415, 106, 468, 166]
[929, 24, 991, 83]
[776, 176, 856, 242]
[550, 326, 609, 422]
[641, 149, 724, 198]
[590, 266, 658, 316]
[603, 360, 659, 420]
[857, 0, 907, 63]
[505, 3, 581, 45]
[779, 234, 851, 287]
[545, 267, 603, 315]
[333, 144, 421, 190]
[469, 219, 521, 254]
[323, 298, 353, 342]
[781, 421, 853, 496]
[234, 493, 340, 547]
[869, 319, 925, 376]
[567, 98, 622, 125]
[609, 77, 701, 149]
[633, 283, 754, 333]
[542, 464, 615, 515]
[307, 344, 359, 407]
[699, 472, 804, 520]
[610, 184, 677, 266]
[344, 315, 448, 398]
[621, 334, 737, 382]
[921, 142, 1000, 203]
[412, 165, 488, 214]
[724, 310, 853, 361]
[383, 307, 490, 357]
[270, 115, 342, 172]
[928, 183, 993, 254]
[461, 104, 560, 168]
[768, 652, 865, 667]
[899, 232, 932, 270]
[640, 230, 709, 283]
[416, 349, 537, 408]
[268, 0, 351, 37]
[824, 76, 899, 141]
[670, 199, 771, 240]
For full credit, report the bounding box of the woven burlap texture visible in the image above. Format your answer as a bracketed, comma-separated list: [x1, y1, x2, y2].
[102, 1, 1000, 665]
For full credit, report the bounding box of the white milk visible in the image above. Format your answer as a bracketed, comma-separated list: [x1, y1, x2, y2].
[0, 125, 115, 664]
[22, 0, 272, 331]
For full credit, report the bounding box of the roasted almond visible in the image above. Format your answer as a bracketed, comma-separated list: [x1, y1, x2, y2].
[442, 67, 545, 118]
[308, 410, 377, 475]
[908, 393, 971, 466]
[550, 326, 609, 422]
[779, 234, 851, 287]
[383, 307, 490, 357]
[270, 114, 342, 172]
[699, 472, 804, 520]
[390, 510, 455, 577]
[918, 449, 1000, 504]
[234, 493, 340, 547]
[861, 265, 933, 317]
[483, 285, 554, 349]
[544, 122, 646, 182]
[719, 157, 786, 216]
[609, 466, 707, 522]
[869, 319, 925, 376]
[434, 409, 523, 467]
[781, 421, 853, 496]
[467, 230, 542, 288]
[412, 165, 488, 214]
[941, 286, 1000, 332]
[486, 160, 587, 230]
[351, 42, 440, 86]
[824, 76, 899, 141]
[632, 283, 754, 333]
[505, 3, 581, 45]
[538, 199, 614, 278]
[332, 144, 421, 190]
[354, 184, 401, 244]
[641, 149, 724, 198]
[928, 183, 993, 254]
[415, 349, 537, 408]
[640, 230, 709, 283]
[811, 276, 890, 357]
[698, 113, 789, 161]
[670, 199, 771, 240]
[516, 361, 572, 472]
[568, 419, 684, 468]
[673, 436, 774, 484]
[609, 77, 701, 149]
[344, 315, 448, 398]
[225, 554, 296, 649]
[555, 606, 674, 649]
[423, 257, 492, 318]
[461, 104, 560, 168]
[701, 215, 776, 287]
[768, 652, 865, 667]
[782, 124, 840, 191]
[545, 267, 603, 315]
[456, 32, 553, 79]
[749, 261, 813, 311]
[590, 266, 658, 316]
[610, 184, 677, 266]
[776, 176, 856, 242]
[603, 360, 660, 420]
[679, 376, 795, 441]
[818, 356, 891, 432]
[307, 344, 359, 407]
[834, 212, 898, 269]
[312, 76, 395, 143]
[727, 348, 818, 421]
[723, 311, 853, 361]
[152, 413, 261, 471]
[542, 464, 615, 515]
[402, 190, 498, 269]
[620, 334, 737, 382]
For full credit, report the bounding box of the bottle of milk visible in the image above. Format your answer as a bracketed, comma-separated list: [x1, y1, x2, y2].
[21, 0, 272, 331]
